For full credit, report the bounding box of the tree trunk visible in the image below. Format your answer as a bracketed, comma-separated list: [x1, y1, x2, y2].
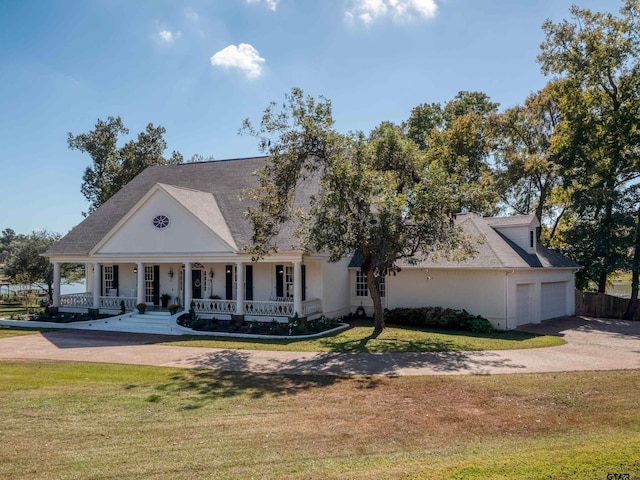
[624, 208, 640, 320]
[365, 263, 384, 332]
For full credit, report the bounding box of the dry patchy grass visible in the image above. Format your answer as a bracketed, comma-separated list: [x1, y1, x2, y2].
[0, 360, 638, 479]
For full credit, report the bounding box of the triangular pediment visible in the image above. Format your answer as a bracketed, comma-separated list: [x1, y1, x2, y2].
[92, 183, 238, 255]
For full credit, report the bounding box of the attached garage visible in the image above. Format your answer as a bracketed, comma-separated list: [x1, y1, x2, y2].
[348, 213, 579, 330]
[540, 281, 569, 320]
[515, 283, 534, 327]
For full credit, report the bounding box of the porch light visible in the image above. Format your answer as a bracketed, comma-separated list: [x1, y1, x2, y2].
[133, 267, 138, 274]
[168, 268, 174, 279]
[209, 269, 214, 279]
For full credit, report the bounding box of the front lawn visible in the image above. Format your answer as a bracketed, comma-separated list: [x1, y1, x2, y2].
[0, 360, 637, 479]
[160, 321, 565, 352]
[0, 325, 47, 339]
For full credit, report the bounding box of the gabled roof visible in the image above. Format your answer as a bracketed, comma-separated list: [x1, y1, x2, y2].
[349, 213, 578, 270]
[158, 183, 238, 251]
[47, 156, 308, 257]
[485, 214, 539, 228]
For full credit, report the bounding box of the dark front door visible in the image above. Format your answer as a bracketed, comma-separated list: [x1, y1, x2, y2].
[192, 270, 202, 299]
[152, 265, 160, 305]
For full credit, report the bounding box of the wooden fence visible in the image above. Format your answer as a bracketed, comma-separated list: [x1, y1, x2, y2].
[575, 290, 640, 321]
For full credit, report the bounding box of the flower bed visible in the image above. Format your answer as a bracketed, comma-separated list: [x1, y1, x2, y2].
[384, 306, 494, 333]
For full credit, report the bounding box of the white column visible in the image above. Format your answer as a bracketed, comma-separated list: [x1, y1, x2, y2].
[136, 262, 145, 305]
[236, 261, 244, 315]
[93, 263, 101, 309]
[85, 263, 91, 293]
[52, 262, 61, 307]
[293, 260, 302, 317]
[184, 262, 192, 309]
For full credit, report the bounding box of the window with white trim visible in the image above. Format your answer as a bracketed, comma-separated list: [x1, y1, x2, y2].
[284, 265, 294, 297]
[144, 266, 154, 303]
[356, 271, 385, 297]
[103, 266, 114, 295]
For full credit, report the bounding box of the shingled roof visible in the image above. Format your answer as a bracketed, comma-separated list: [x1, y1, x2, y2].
[47, 156, 311, 257]
[349, 213, 578, 270]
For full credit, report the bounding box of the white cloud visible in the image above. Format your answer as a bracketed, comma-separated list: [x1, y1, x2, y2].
[158, 29, 181, 43]
[346, 0, 437, 24]
[246, 0, 279, 11]
[185, 7, 199, 22]
[210, 43, 265, 79]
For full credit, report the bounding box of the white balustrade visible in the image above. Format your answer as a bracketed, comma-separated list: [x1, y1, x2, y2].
[59, 293, 92, 308]
[99, 296, 137, 310]
[191, 298, 321, 317]
[192, 298, 237, 314]
[302, 298, 322, 316]
[244, 300, 293, 317]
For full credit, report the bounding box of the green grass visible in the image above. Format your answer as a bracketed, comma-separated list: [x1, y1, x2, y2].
[0, 302, 30, 318]
[0, 360, 638, 479]
[0, 325, 48, 338]
[160, 322, 565, 353]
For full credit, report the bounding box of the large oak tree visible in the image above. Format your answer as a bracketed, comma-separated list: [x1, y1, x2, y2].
[242, 88, 476, 331]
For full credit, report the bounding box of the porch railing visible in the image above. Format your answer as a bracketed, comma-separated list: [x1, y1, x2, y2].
[244, 300, 294, 317]
[191, 298, 322, 318]
[192, 298, 237, 315]
[59, 293, 139, 310]
[302, 298, 322, 316]
[59, 292, 92, 308]
[99, 296, 137, 310]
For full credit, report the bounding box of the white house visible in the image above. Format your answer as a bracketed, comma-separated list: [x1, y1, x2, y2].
[46, 156, 578, 329]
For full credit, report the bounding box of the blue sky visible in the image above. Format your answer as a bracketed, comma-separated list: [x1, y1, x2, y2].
[0, 0, 613, 237]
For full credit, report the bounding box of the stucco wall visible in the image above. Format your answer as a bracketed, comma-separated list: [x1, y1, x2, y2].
[385, 269, 507, 328]
[321, 257, 351, 318]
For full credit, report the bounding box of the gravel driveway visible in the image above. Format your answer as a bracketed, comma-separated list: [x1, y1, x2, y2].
[0, 316, 638, 376]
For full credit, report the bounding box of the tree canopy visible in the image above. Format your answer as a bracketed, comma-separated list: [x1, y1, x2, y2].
[68, 116, 183, 214]
[242, 88, 477, 331]
[538, 0, 640, 297]
[3, 230, 62, 300]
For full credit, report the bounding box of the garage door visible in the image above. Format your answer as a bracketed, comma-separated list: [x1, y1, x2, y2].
[516, 284, 533, 326]
[541, 282, 568, 320]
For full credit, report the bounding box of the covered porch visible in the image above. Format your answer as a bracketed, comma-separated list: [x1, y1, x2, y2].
[53, 257, 323, 322]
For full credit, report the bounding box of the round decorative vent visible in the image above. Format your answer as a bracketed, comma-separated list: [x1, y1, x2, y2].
[152, 215, 170, 229]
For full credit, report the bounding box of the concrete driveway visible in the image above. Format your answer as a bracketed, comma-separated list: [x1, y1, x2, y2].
[0, 316, 638, 376]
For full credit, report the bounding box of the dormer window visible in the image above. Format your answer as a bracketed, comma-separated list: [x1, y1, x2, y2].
[530, 230, 534, 249]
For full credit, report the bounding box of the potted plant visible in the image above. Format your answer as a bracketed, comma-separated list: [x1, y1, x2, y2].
[136, 303, 147, 314]
[168, 303, 179, 315]
[160, 293, 171, 308]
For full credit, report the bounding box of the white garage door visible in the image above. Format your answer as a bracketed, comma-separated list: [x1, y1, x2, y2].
[516, 284, 533, 326]
[541, 282, 568, 320]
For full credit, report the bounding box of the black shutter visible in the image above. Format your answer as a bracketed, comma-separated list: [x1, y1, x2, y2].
[100, 265, 104, 296]
[276, 265, 284, 298]
[113, 265, 119, 295]
[245, 265, 253, 300]
[301, 264, 306, 301]
[225, 265, 233, 300]
[153, 265, 160, 305]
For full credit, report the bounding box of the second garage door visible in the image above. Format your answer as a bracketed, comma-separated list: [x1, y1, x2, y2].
[540, 282, 568, 320]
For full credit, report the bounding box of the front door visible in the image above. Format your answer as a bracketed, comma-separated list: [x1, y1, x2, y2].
[145, 265, 160, 305]
[192, 269, 202, 299]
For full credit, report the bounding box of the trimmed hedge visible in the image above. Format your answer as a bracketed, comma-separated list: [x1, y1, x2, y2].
[384, 307, 494, 333]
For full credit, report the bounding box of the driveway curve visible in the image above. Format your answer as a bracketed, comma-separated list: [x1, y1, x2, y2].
[0, 316, 638, 376]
